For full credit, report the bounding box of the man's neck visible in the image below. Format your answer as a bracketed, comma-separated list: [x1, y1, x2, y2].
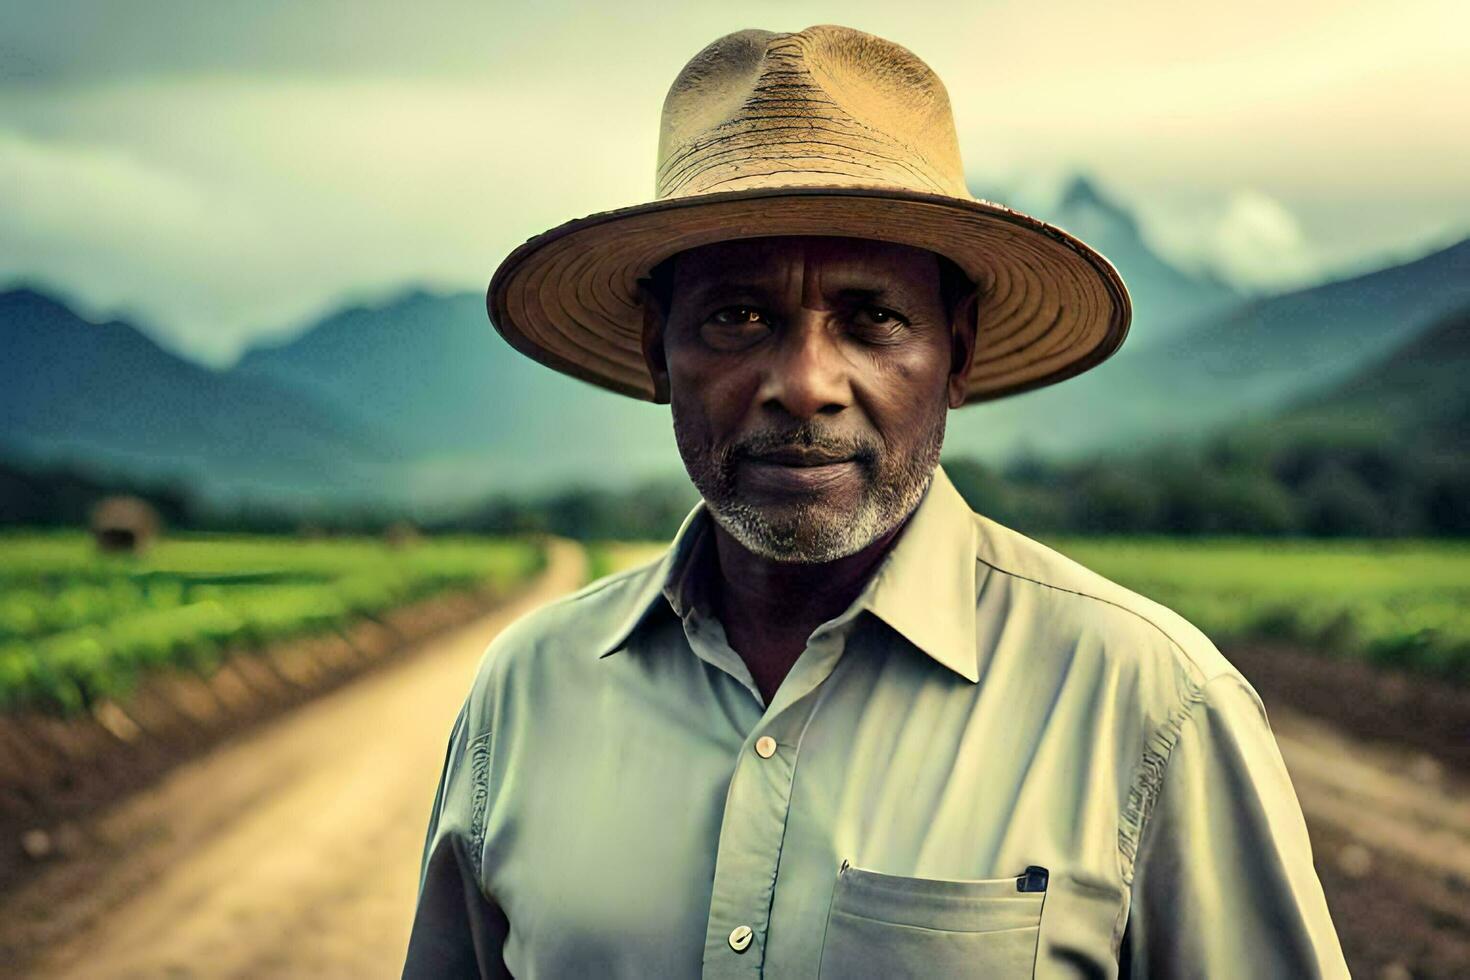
[704, 511, 916, 703]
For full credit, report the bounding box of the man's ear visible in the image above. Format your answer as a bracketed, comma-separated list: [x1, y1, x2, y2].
[946, 286, 980, 409]
[635, 278, 672, 405]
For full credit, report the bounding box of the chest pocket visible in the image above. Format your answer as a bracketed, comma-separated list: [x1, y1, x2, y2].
[817, 860, 1045, 979]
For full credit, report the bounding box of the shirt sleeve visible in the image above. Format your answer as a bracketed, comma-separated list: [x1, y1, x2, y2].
[402, 699, 512, 979]
[1121, 672, 1350, 979]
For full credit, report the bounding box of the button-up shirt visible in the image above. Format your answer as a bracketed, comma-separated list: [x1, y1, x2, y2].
[403, 463, 1349, 978]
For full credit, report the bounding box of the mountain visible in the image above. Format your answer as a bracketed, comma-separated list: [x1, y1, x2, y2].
[0, 288, 391, 505]
[972, 174, 1242, 350]
[1043, 176, 1242, 344]
[1184, 303, 1470, 537]
[6, 175, 1460, 510]
[234, 289, 680, 498]
[943, 236, 1470, 461]
[1263, 303, 1470, 448]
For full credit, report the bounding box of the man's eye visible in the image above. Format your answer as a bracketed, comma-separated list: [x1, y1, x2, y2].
[709, 306, 769, 326]
[853, 306, 909, 331]
[700, 306, 772, 350]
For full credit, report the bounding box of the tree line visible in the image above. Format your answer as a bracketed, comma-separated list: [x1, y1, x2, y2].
[4, 428, 1465, 540]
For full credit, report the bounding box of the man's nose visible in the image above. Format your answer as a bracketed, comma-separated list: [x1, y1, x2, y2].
[757, 313, 851, 420]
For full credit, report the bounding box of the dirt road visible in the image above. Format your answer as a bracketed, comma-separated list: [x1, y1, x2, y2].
[1268, 704, 1470, 976]
[1, 536, 1466, 976]
[0, 538, 587, 980]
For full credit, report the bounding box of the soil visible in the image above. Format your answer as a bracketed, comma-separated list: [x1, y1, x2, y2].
[1265, 700, 1470, 978]
[1228, 642, 1470, 773]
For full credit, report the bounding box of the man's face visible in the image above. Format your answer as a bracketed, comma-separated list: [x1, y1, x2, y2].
[640, 235, 977, 564]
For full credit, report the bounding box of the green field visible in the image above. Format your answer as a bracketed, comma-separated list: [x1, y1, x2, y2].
[589, 537, 1470, 684]
[0, 532, 546, 714]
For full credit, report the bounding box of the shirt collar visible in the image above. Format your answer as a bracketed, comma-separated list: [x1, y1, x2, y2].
[593, 462, 980, 684]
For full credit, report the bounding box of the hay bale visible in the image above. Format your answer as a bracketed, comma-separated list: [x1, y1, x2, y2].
[89, 496, 161, 554]
[384, 520, 422, 549]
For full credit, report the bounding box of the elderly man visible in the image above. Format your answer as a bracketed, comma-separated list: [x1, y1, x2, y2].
[404, 24, 1348, 979]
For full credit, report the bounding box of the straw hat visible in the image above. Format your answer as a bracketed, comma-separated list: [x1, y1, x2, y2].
[487, 24, 1131, 406]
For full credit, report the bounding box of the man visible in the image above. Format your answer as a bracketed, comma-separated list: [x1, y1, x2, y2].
[404, 24, 1349, 978]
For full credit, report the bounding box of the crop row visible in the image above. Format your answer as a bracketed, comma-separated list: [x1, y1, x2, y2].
[0, 532, 546, 714]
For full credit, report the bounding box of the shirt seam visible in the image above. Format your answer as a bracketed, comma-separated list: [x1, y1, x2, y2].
[826, 908, 1041, 936]
[467, 729, 494, 883]
[972, 552, 1211, 684]
[1116, 675, 1207, 886]
[1120, 674, 1259, 898]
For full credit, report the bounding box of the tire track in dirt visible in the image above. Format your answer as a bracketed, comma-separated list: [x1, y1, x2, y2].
[0, 538, 587, 980]
[1268, 704, 1470, 976]
[1274, 708, 1470, 881]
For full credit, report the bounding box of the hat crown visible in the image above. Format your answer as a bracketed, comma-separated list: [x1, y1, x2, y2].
[656, 24, 969, 201]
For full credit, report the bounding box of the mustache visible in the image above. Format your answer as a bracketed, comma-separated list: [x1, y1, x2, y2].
[729, 424, 878, 464]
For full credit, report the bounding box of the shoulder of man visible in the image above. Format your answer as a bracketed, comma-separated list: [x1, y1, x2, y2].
[968, 508, 1249, 696]
[456, 550, 666, 727]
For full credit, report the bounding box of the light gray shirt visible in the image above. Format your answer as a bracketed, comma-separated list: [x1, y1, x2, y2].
[403, 463, 1349, 978]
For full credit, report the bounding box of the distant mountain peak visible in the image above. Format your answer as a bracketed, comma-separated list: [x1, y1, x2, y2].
[0, 285, 80, 320]
[1057, 174, 1140, 238]
[1059, 173, 1105, 207]
[237, 284, 475, 359]
[336, 285, 452, 320]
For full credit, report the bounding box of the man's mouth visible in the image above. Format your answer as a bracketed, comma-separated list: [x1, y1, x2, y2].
[739, 447, 861, 494]
[747, 446, 855, 467]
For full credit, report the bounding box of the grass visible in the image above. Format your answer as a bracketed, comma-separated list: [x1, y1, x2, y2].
[0, 531, 546, 715]
[1044, 537, 1470, 683]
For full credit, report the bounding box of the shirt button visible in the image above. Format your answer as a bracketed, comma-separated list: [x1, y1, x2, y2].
[754, 735, 777, 758]
[728, 924, 753, 952]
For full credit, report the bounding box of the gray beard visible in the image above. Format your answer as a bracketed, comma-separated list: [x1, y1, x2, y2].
[672, 403, 948, 564]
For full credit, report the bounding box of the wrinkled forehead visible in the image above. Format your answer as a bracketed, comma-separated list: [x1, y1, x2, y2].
[670, 234, 942, 289]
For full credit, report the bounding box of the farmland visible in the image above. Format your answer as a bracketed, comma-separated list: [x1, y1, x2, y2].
[588, 536, 1470, 684]
[1049, 537, 1470, 683]
[0, 532, 545, 714]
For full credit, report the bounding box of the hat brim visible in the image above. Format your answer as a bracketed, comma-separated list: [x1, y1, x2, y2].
[487, 185, 1131, 405]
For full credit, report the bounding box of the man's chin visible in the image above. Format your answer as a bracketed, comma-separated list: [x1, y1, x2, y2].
[727, 494, 850, 527]
[710, 498, 876, 563]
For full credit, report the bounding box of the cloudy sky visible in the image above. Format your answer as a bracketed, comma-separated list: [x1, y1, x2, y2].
[2, 0, 1466, 365]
